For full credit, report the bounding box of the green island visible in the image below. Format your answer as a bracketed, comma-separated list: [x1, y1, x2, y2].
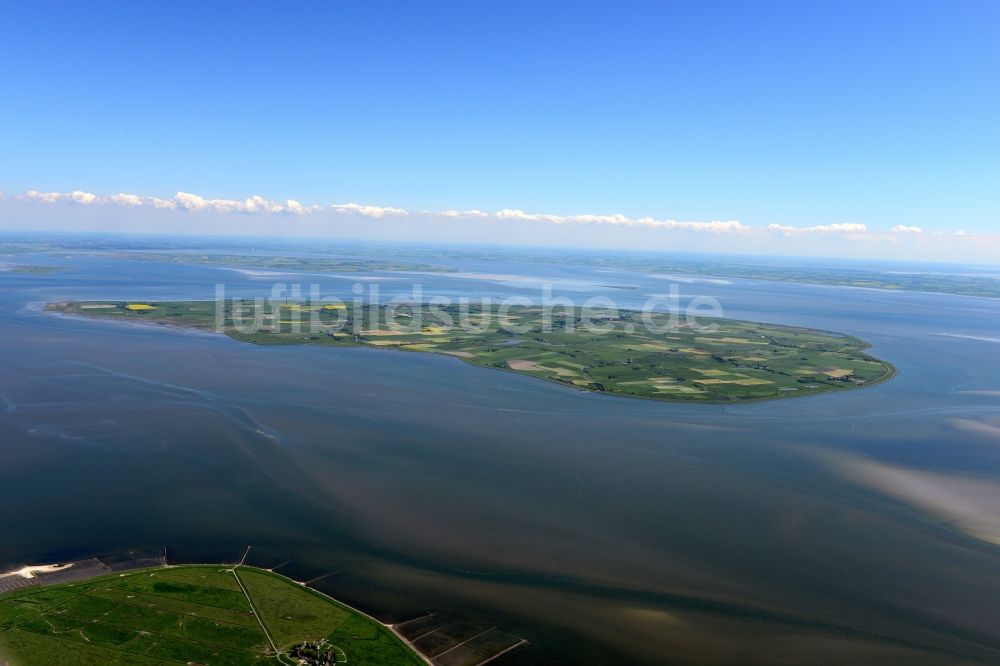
[115, 252, 456, 274]
[0, 564, 423, 666]
[50, 300, 895, 403]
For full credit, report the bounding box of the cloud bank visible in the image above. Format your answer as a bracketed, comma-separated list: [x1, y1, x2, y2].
[6, 188, 990, 244]
[0, 190, 1000, 263]
[19, 189, 747, 231]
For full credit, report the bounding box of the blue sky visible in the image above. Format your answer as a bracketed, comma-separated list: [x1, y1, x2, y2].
[1, 1, 998, 258]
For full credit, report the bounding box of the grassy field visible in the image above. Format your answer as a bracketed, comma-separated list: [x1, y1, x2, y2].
[0, 565, 423, 666]
[50, 300, 895, 403]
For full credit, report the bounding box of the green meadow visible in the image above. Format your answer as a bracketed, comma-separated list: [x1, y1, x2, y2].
[0, 565, 422, 666]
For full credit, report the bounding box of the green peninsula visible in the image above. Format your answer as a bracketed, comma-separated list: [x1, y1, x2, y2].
[50, 300, 895, 402]
[0, 564, 422, 666]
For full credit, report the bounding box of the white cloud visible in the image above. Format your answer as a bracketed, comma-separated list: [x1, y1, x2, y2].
[283, 199, 322, 215]
[24, 190, 99, 205]
[634, 218, 749, 233]
[19, 189, 312, 215]
[150, 197, 178, 210]
[329, 203, 408, 218]
[492, 209, 747, 233]
[173, 192, 208, 211]
[109, 193, 143, 206]
[437, 209, 490, 218]
[891, 225, 923, 234]
[767, 222, 868, 235]
[70, 190, 97, 204]
[26, 190, 67, 203]
[495, 209, 630, 225]
[172, 192, 312, 214]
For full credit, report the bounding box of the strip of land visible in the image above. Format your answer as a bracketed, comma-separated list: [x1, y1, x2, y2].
[391, 248, 1000, 299]
[115, 252, 456, 274]
[0, 564, 424, 666]
[49, 300, 896, 403]
[0, 264, 63, 274]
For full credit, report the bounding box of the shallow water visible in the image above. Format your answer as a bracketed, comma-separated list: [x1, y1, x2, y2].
[2, 243, 1000, 664]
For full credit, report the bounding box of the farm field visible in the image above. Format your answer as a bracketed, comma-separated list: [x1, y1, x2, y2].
[0, 564, 422, 666]
[50, 300, 896, 402]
